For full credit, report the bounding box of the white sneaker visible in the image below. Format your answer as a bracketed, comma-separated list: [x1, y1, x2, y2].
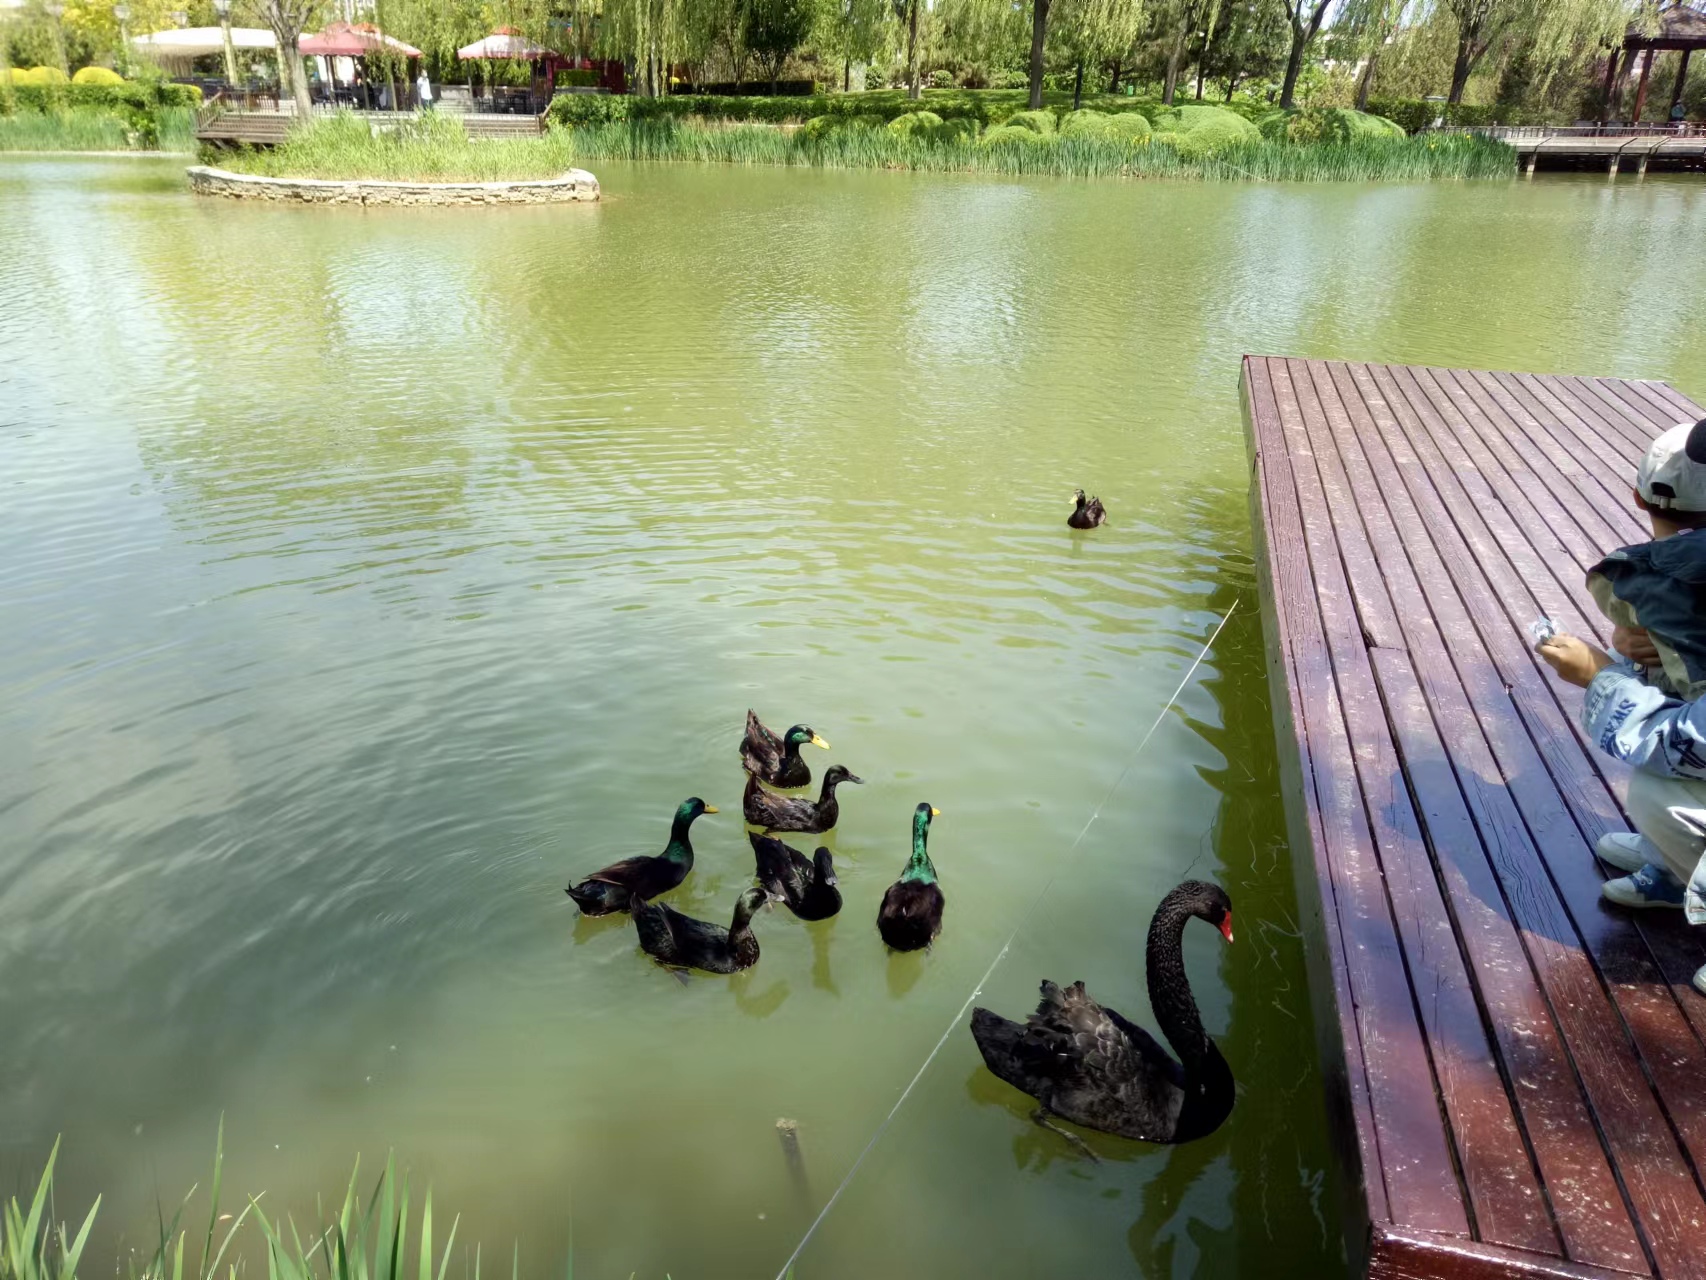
[1596, 832, 1662, 874]
[1695, 964, 1706, 998]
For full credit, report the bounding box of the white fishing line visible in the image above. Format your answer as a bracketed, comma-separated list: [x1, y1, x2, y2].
[771, 596, 1241, 1280]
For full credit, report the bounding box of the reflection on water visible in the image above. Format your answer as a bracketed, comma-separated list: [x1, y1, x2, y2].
[2, 154, 1704, 1279]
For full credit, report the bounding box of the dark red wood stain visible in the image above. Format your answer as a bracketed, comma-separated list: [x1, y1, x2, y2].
[1243, 358, 1706, 1280]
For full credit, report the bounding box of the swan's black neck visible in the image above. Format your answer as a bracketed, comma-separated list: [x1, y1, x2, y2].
[1145, 895, 1215, 1077]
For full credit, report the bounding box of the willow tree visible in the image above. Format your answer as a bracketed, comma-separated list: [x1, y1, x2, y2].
[602, 0, 720, 95]
[1334, 0, 1412, 107]
[1438, 0, 1633, 103]
[818, 0, 893, 90]
[1152, 0, 1214, 103]
[1050, 0, 1145, 107]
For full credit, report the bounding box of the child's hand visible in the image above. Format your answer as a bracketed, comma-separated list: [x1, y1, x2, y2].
[1612, 625, 1661, 666]
[1538, 634, 1616, 688]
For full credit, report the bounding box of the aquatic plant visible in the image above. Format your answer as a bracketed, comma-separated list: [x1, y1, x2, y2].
[566, 118, 1514, 182]
[215, 112, 579, 183]
[0, 1126, 538, 1280]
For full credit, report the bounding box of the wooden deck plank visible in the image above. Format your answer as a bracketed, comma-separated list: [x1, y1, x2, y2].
[1245, 356, 1706, 1280]
[1247, 356, 1466, 1235]
[1244, 359, 1391, 1232]
[1274, 359, 1557, 1253]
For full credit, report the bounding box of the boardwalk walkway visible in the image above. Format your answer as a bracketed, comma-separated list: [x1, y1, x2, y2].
[1243, 358, 1706, 1279]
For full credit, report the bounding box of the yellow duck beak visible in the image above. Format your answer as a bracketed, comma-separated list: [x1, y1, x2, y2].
[810, 733, 831, 750]
[703, 805, 719, 815]
[931, 807, 941, 816]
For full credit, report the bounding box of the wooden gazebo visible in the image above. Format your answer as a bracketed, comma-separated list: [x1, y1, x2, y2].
[1603, 3, 1705, 123]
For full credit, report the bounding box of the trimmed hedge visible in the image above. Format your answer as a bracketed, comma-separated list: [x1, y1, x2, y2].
[1365, 98, 1540, 132]
[548, 88, 1199, 131]
[5, 81, 201, 112]
[1257, 107, 1405, 143]
[72, 66, 125, 86]
[6, 66, 70, 85]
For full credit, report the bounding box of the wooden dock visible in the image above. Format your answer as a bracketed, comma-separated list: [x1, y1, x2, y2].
[1244, 358, 1706, 1279]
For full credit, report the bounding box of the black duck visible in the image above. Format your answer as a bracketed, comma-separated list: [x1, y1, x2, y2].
[750, 832, 842, 921]
[1068, 488, 1107, 529]
[565, 797, 717, 916]
[741, 710, 830, 788]
[969, 880, 1235, 1148]
[876, 803, 943, 952]
[633, 884, 769, 974]
[743, 765, 861, 833]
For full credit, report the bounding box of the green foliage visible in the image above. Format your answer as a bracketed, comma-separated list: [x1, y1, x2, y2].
[571, 114, 1515, 179]
[1004, 108, 1057, 134]
[1107, 110, 1153, 138]
[1152, 103, 1261, 139]
[1060, 107, 1115, 136]
[887, 108, 944, 134]
[744, 0, 817, 86]
[1165, 111, 1260, 157]
[218, 111, 580, 181]
[1365, 97, 1538, 130]
[69, 66, 123, 86]
[1257, 106, 1405, 142]
[8, 67, 70, 86]
[0, 80, 199, 149]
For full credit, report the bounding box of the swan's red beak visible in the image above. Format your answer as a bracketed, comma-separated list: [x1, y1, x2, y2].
[1218, 913, 1234, 943]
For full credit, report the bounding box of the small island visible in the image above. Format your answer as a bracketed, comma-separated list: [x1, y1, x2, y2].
[193, 112, 598, 205]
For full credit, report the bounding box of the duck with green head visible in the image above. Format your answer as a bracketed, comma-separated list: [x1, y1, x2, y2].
[565, 797, 717, 916]
[877, 803, 944, 951]
[741, 710, 831, 788]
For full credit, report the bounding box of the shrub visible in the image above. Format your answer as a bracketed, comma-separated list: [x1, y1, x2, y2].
[12, 66, 70, 86]
[1004, 108, 1056, 135]
[1168, 112, 1260, 158]
[888, 109, 943, 136]
[928, 69, 954, 89]
[1160, 104, 1259, 139]
[72, 66, 124, 86]
[981, 123, 1048, 146]
[1107, 111, 1152, 139]
[1060, 108, 1114, 138]
[1259, 107, 1402, 143]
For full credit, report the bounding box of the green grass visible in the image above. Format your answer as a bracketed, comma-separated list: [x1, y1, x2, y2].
[1, 1125, 526, 1280]
[214, 112, 579, 183]
[567, 118, 1516, 182]
[0, 105, 196, 152]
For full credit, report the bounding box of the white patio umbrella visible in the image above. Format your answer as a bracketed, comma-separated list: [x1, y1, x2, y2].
[131, 26, 277, 57]
[456, 31, 560, 61]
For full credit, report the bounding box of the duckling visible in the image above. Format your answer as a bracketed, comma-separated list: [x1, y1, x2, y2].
[1068, 488, 1107, 529]
[741, 710, 830, 788]
[633, 884, 769, 974]
[751, 832, 842, 921]
[565, 797, 717, 916]
[877, 803, 944, 951]
[744, 766, 862, 834]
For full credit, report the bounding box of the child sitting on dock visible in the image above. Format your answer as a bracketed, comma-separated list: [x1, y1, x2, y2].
[1538, 417, 1706, 997]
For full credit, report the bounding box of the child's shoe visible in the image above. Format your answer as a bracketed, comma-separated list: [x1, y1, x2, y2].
[1596, 832, 1662, 874]
[1694, 964, 1706, 997]
[1602, 863, 1685, 909]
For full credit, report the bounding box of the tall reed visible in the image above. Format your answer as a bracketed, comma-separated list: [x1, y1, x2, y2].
[217, 112, 579, 183]
[568, 119, 1515, 182]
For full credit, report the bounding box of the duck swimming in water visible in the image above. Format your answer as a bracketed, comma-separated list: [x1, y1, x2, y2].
[633, 884, 769, 974]
[750, 832, 842, 921]
[1068, 488, 1107, 529]
[741, 711, 830, 789]
[565, 797, 717, 916]
[877, 804, 943, 951]
[969, 880, 1235, 1148]
[743, 766, 861, 833]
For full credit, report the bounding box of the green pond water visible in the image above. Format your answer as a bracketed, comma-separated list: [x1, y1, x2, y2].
[3, 155, 1705, 1280]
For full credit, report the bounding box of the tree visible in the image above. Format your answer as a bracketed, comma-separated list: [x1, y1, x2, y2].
[1153, 0, 1212, 104]
[745, 0, 815, 89]
[1439, 0, 1631, 104]
[1330, 0, 1411, 108]
[256, 0, 321, 116]
[1198, 0, 1286, 100]
[1050, 0, 1146, 108]
[1276, 0, 1330, 105]
[817, 0, 893, 89]
[1027, 0, 1050, 106]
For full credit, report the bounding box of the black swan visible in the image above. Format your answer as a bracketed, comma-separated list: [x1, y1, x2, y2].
[750, 833, 842, 921]
[877, 803, 944, 951]
[565, 797, 717, 916]
[969, 880, 1234, 1149]
[743, 766, 861, 833]
[740, 710, 830, 788]
[1068, 488, 1107, 529]
[633, 885, 768, 974]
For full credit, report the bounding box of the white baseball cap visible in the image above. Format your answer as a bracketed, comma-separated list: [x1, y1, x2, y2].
[1637, 419, 1706, 511]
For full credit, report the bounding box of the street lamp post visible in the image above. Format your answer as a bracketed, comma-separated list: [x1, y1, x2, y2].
[212, 0, 239, 87]
[43, 2, 69, 80]
[113, 4, 130, 77]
